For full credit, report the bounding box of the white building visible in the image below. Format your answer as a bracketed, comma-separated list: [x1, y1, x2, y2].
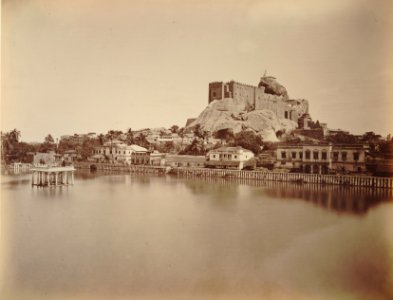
[33, 151, 59, 167]
[91, 142, 149, 164]
[205, 146, 255, 170]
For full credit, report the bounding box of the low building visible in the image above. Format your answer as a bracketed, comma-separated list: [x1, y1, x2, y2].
[157, 134, 173, 142]
[276, 144, 331, 174]
[331, 144, 367, 173]
[205, 146, 255, 170]
[275, 143, 367, 174]
[149, 151, 165, 166]
[91, 143, 150, 165]
[87, 132, 97, 139]
[33, 151, 59, 167]
[92, 141, 126, 161]
[165, 154, 205, 168]
[62, 150, 77, 164]
[258, 150, 276, 169]
[130, 145, 150, 165]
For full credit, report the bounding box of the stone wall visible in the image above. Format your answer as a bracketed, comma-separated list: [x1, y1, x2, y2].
[208, 79, 308, 123]
[208, 82, 224, 103]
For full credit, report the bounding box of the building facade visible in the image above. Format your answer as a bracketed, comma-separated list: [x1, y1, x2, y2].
[275, 143, 367, 174]
[331, 144, 367, 173]
[205, 146, 255, 170]
[33, 151, 59, 167]
[92, 143, 149, 164]
[130, 145, 151, 165]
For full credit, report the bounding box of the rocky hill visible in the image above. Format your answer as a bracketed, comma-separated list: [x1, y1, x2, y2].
[187, 76, 308, 142]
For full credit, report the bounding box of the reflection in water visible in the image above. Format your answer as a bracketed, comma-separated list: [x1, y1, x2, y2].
[178, 176, 392, 215]
[1, 171, 393, 300]
[1, 178, 31, 187]
[263, 182, 392, 215]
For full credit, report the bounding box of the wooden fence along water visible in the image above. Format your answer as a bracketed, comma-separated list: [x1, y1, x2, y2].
[73, 163, 393, 189]
[75, 162, 169, 175]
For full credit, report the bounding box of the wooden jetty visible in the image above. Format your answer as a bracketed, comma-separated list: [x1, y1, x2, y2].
[31, 166, 75, 187]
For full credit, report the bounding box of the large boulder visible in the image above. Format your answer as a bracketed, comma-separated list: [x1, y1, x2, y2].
[188, 102, 298, 142]
[258, 76, 288, 98]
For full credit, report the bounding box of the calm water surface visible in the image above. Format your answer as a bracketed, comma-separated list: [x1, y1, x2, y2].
[1, 171, 393, 300]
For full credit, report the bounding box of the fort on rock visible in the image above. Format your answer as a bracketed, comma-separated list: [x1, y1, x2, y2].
[187, 75, 310, 141]
[208, 76, 308, 123]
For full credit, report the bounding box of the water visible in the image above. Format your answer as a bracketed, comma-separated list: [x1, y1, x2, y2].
[1, 171, 393, 300]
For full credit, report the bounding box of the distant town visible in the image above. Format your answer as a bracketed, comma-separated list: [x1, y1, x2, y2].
[2, 75, 393, 177]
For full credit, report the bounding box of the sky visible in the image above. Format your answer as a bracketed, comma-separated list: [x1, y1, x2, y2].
[1, 0, 393, 142]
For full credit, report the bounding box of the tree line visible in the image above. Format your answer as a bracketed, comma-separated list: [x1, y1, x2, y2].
[2, 127, 392, 164]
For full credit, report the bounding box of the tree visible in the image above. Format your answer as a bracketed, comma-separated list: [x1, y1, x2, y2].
[134, 133, 150, 149]
[379, 139, 393, 154]
[58, 138, 77, 153]
[79, 138, 99, 160]
[155, 141, 175, 153]
[327, 132, 358, 144]
[361, 131, 382, 152]
[1, 129, 22, 162]
[106, 130, 116, 162]
[193, 124, 204, 139]
[1, 129, 42, 163]
[44, 134, 55, 144]
[179, 138, 206, 155]
[214, 128, 234, 144]
[276, 130, 284, 138]
[98, 134, 105, 146]
[126, 128, 134, 145]
[38, 142, 56, 153]
[160, 129, 167, 137]
[361, 131, 382, 142]
[232, 130, 263, 154]
[37, 134, 56, 152]
[170, 125, 179, 134]
[105, 130, 123, 142]
[178, 127, 185, 148]
[9, 129, 21, 144]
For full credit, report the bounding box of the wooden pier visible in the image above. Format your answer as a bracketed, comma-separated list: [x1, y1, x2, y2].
[31, 166, 75, 187]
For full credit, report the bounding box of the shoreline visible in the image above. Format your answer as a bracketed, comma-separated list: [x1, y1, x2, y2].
[73, 162, 393, 189]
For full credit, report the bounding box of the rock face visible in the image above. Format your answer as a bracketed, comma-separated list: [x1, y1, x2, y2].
[258, 76, 289, 98]
[188, 98, 298, 142]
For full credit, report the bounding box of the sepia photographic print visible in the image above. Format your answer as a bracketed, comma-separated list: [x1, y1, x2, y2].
[1, 0, 393, 299]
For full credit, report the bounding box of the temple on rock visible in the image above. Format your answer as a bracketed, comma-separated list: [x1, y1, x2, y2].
[208, 75, 308, 123]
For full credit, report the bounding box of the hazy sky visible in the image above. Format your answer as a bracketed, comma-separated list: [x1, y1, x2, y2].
[1, 0, 393, 142]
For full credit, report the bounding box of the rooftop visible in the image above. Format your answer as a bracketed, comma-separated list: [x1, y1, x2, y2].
[209, 146, 252, 153]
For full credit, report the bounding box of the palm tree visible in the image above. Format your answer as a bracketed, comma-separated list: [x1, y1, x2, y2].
[1, 129, 21, 163]
[193, 124, 203, 139]
[10, 129, 21, 144]
[98, 134, 105, 146]
[126, 128, 134, 145]
[44, 134, 54, 144]
[170, 125, 179, 134]
[106, 130, 116, 162]
[178, 127, 185, 148]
